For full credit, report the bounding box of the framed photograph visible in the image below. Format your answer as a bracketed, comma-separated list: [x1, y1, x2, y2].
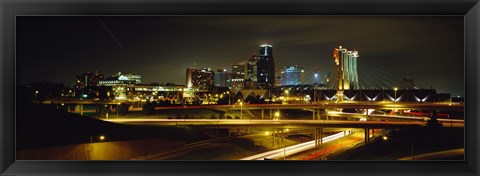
[1, 0, 479, 175]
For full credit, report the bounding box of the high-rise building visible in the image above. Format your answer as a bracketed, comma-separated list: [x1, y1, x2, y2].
[281, 65, 304, 86]
[231, 65, 245, 91]
[186, 68, 214, 91]
[230, 78, 244, 92]
[247, 54, 258, 82]
[75, 72, 104, 89]
[257, 43, 275, 89]
[334, 46, 359, 90]
[215, 69, 230, 87]
[231, 65, 245, 79]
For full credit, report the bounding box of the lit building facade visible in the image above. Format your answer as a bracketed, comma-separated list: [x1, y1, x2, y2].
[230, 78, 245, 92]
[75, 72, 104, 89]
[214, 69, 230, 87]
[231, 65, 245, 79]
[97, 72, 141, 100]
[334, 46, 359, 90]
[112, 72, 141, 84]
[247, 54, 258, 82]
[99, 81, 186, 102]
[186, 68, 215, 91]
[281, 65, 304, 86]
[257, 44, 275, 89]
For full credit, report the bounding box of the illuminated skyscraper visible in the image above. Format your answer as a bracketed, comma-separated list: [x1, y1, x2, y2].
[231, 65, 245, 91]
[186, 68, 214, 91]
[334, 46, 359, 90]
[334, 46, 359, 100]
[215, 69, 230, 87]
[75, 72, 104, 89]
[257, 43, 275, 89]
[247, 54, 258, 82]
[231, 65, 245, 79]
[281, 65, 304, 86]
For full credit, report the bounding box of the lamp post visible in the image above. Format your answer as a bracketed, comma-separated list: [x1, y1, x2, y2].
[228, 92, 231, 105]
[383, 136, 414, 160]
[393, 87, 398, 114]
[393, 87, 398, 102]
[34, 90, 39, 100]
[284, 90, 289, 104]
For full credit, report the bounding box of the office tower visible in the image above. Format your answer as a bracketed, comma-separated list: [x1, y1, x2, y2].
[231, 65, 245, 79]
[257, 43, 275, 89]
[281, 65, 304, 86]
[247, 54, 258, 82]
[334, 46, 359, 90]
[231, 65, 245, 91]
[186, 68, 214, 91]
[75, 72, 104, 89]
[215, 69, 230, 87]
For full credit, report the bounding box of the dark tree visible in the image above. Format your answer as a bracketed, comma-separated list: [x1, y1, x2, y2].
[142, 101, 155, 115]
[117, 103, 129, 115]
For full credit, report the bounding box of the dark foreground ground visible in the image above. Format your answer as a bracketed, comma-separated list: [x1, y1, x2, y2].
[329, 126, 464, 160]
[16, 102, 210, 150]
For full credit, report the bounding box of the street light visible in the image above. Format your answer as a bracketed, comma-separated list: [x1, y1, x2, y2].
[382, 136, 414, 160]
[284, 90, 289, 104]
[34, 90, 39, 100]
[90, 135, 106, 143]
[393, 87, 398, 102]
[228, 92, 231, 105]
[393, 87, 398, 115]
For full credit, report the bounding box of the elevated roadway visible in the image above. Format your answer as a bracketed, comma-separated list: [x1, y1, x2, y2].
[103, 119, 464, 128]
[42, 98, 464, 111]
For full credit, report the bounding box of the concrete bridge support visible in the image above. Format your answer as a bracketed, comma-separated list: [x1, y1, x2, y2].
[314, 128, 323, 148]
[364, 128, 369, 144]
[317, 109, 321, 120]
[262, 109, 264, 119]
[272, 129, 276, 147]
[80, 104, 83, 116]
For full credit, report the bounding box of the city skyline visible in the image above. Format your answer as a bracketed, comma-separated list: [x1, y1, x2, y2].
[16, 16, 464, 96]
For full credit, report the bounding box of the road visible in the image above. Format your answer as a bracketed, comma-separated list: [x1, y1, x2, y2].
[241, 130, 356, 160]
[103, 119, 464, 128]
[39, 98, 464, 111]
[133, 133, 302, 160]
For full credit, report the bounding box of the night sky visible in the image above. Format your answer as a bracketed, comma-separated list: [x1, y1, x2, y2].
[16, 16, 464, 96]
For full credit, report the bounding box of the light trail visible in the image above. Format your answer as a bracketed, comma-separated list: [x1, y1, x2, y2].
[240, 130, 354, 160]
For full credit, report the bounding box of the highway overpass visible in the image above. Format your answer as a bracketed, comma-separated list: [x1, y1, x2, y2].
[103, 119, 464, 129]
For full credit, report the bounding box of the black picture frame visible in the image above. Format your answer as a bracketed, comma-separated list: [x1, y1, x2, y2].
[1, 0, 479, 175]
